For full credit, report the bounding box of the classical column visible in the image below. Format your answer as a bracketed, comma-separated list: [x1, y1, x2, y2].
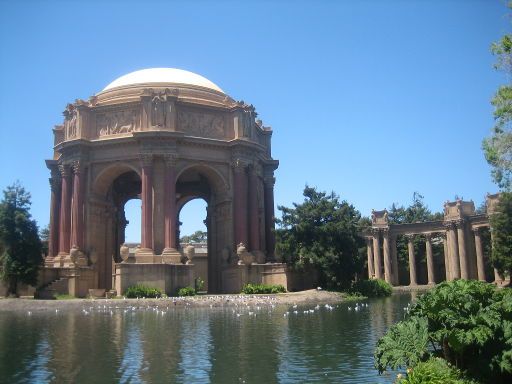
[473, 227, 486, 281]
[58, 164, 72, 260]
[71, 161, 84, 250]
[391, 234, 399, 285]
[140, 155, 154, 251]
[425, 233, 435, 284]
[441, 232, 451, 281]
[366, 237, 374, 278]
[448, 223, 461, 279]
[233, 159, 249, 248]
[48, 173, 61, 263]
[248, 164, 261, 253]
[382, 230, 392, 284]
[456, 220, 469, 279]
[490, 229, 503, 284]
[163, 155, 177, 251]
[263, 171, 276, 261]
[373, 230, 382, 279]
[407, 235, 417, 286]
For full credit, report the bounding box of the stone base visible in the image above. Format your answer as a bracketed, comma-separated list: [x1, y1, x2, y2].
[55, 252, 74, 268]
[114, 263, 195, 296]
[134, 248, 156, 263]
[221, 263, 288, 293]
[161, 248, 184, 264]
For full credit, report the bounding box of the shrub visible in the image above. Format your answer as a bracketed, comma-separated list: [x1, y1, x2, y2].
[351, 279, 392, 298]
[241, 283, 286, 294]
[177, 286, 196, 297]
[125, 284, 162, 298]
[396, 357, 476, 384]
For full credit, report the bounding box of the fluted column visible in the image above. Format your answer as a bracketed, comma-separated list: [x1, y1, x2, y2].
[441, 232, 451, 281]
[71, 161, 84, 250]
[391, 234, 399, 285]
[140, 155, 153, 250]
[263, 172, 276, 261]
[248, 164, 260, 252]
[373, 230, 382, 279]
[382, 230, 392, 284]
[366, 237, 374, 278]
[490, 229, 503, 284]
[233, 159, 249, 248]
[456, 220, 469, 279]
[473, 227, 486, 281]
[447, 223, 461, 279]
[48, 172, 61, 263]
[425, 233, 435, 284]
[58, 164, 72, 260]
[164, 155, 177, 251]
[407, 235, 417, 286]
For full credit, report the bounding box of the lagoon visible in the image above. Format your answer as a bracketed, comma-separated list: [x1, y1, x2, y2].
[0, 293, 413, 383]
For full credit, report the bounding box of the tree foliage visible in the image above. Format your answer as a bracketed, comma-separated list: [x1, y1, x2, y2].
[180, 230, 207, 244]
[490, 191, 512, 280]
[388, 193, 443, 283]
[483, 17, 512, 190]
[375, 280, 512, 383]
[275, 186, 365, 290]
[0, 182, 43, 296]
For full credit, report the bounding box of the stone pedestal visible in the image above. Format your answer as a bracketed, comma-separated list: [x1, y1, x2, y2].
[221, 263, 288, 293]
[161, 248, 183, 264]
[134, 248, 156, 263]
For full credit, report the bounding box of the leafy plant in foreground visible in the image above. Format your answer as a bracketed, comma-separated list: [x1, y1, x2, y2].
[125, 284, 162, 298]
[351, 278, 392, 298]
[241, 283, 286, 294]
[177, 286, 196, 296]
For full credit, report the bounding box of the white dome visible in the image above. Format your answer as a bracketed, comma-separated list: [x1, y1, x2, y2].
[102, 68, 224, 93]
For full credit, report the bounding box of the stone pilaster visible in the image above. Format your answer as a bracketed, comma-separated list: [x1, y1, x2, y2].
[366, 237, 374, 279]
[70, 160, 87, 267]
[372, 229, 382, 279]
[47, 170, 61, 266]
[456, 220, 469, 279]
[137, 154, 155, 262]
[447, 223, 461, 279]
[233, 158, 249, 250]
[57, 164, 72, 267]
[441, 232, 451, 281]
[382, 229, 392, 284]
[473, 227, 486, 281]
[390, 233, 399, 285]
[263, 171, 276, 262]
[162, 155, 181, 264]
[425, 233, 435, 284]
[407, 234, 417, 286]
[248, 164, 261, 254]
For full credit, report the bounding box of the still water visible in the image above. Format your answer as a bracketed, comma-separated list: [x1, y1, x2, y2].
[0, 293, 413, 383]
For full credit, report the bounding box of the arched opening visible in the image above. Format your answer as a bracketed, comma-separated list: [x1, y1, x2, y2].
[90, 167, 141, 290]
[175, 164, 227, 293]
[179, 198, 208, 292]
[124, 197, 141, 249]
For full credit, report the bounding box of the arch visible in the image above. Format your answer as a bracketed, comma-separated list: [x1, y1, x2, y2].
[176, 162, 229, 197]
[92, 162, 141, 197]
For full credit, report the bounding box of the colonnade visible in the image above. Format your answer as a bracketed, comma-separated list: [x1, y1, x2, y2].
[367, 224, 492, 286]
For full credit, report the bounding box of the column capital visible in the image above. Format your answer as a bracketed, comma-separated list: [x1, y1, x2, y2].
[382, 228, 390, 237]
[472, 226, 482, 235]
[232, 158, 249, 172]
[405, 233, 415, 241]
[424, 232, 433, 241]
[71, 160, 83, 174]
[140, 154, 153, 167]
[372, 228, 381, 236]
[164, 154, 178, 167]
[58, 163, 71, 178]
[454, 219, 466, 229]
[49, 177, 61, 192]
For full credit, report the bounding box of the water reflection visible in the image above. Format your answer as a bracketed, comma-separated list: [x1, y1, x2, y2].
[0, 293, 413, 383]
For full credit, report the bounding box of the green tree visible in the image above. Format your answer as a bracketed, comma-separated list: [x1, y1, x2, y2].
[483, 20, 512, 190]
[275, 186, 365, 290]
[388, 193, 443, 284]
[490, 191, 512, 281]
[180, 230, 207, 244]
[40, 225, 49, 257]
[0, 182, 43, 296]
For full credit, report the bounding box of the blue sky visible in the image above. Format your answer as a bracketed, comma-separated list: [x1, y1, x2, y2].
[0, 0, 509, 242]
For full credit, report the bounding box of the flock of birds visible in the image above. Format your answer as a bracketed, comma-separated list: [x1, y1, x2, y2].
[25, 295, 372, 318]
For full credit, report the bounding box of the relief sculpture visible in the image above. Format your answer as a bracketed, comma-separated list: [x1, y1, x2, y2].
[178, 110, 225, 139]
[97, 109, 140, 136]
[64, 104, 77, 139]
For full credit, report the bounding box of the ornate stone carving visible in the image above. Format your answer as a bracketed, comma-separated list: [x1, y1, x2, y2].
[164, 154, 178, 167]
[237, 243, 254, 265]
[97, 109, 140, 136]
[72, 160, 83, 174]
[151, 95, 166, 127]
[120, 244, 130, 262]
[139, 154, 153, 167]
[178, 110, 225, 139]
[63, 104, 77, 139]
[58, 164, 71, 178]
[184, 245, 195, 264]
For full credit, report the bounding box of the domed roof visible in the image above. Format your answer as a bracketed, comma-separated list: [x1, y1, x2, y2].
[102, 68, 224, 93]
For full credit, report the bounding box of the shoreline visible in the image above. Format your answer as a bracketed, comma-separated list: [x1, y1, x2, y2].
[0, 289, 351, 313]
